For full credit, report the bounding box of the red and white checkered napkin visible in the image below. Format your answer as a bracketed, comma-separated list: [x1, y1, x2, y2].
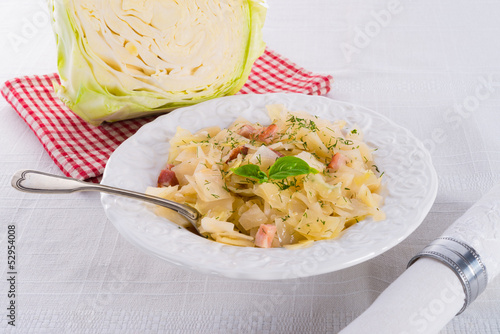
[1, 48, 332, 182]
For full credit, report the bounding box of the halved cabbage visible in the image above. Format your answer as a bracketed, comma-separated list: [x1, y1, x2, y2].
[49, 0, 267, 125]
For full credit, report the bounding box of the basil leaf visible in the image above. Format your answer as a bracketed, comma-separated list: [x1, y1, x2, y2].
[268, 156, 319, 180]
[231, 156, 318, 183]
[231, 164, 268, 183]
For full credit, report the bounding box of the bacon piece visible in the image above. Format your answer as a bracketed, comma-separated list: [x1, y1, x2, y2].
[157, 164, 179, 187]
[258, 124, 278, 144]
[255, 224, 277, 248]
[237, 123, 279, 145]
[237, 124, 258, 139]
[225, 146, 249, 163]
[327, 153, 349, 171]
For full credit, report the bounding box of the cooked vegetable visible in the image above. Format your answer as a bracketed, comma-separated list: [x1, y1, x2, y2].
[147, 105, 386, 248]
[49, 0, 267, 125]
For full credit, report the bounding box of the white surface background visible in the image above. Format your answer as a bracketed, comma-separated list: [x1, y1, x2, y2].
[1, 0, 500, 333]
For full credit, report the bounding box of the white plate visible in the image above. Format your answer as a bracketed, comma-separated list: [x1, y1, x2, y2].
[101, 93, 438, 280]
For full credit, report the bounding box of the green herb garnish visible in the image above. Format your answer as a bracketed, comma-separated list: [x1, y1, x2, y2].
[231, 164, 269, 183]
[231, 156, 319, 183]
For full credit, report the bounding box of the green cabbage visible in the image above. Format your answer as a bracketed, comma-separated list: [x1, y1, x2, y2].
[49, 0, 267, 125]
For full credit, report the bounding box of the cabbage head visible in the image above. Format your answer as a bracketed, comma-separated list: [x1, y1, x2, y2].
[49, 0, 267, 125]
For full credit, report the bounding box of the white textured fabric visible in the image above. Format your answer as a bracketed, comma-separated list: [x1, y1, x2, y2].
[341, 258, 465, 334]
[1, 0, 500, 333]
[341, 183, 500, 334]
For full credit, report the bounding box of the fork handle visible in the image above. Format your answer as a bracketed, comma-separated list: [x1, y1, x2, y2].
[11, 170, 94, 193]
[11, 170, 200, 225]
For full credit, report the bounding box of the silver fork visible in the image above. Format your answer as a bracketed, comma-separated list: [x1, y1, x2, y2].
[11, 169, 201, 233]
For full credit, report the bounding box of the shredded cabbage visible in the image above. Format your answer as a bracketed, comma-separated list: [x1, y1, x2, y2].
[147, 104, 385, 248]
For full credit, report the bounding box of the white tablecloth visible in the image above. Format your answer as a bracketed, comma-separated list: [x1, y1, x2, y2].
[1, 1, 500, 333]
